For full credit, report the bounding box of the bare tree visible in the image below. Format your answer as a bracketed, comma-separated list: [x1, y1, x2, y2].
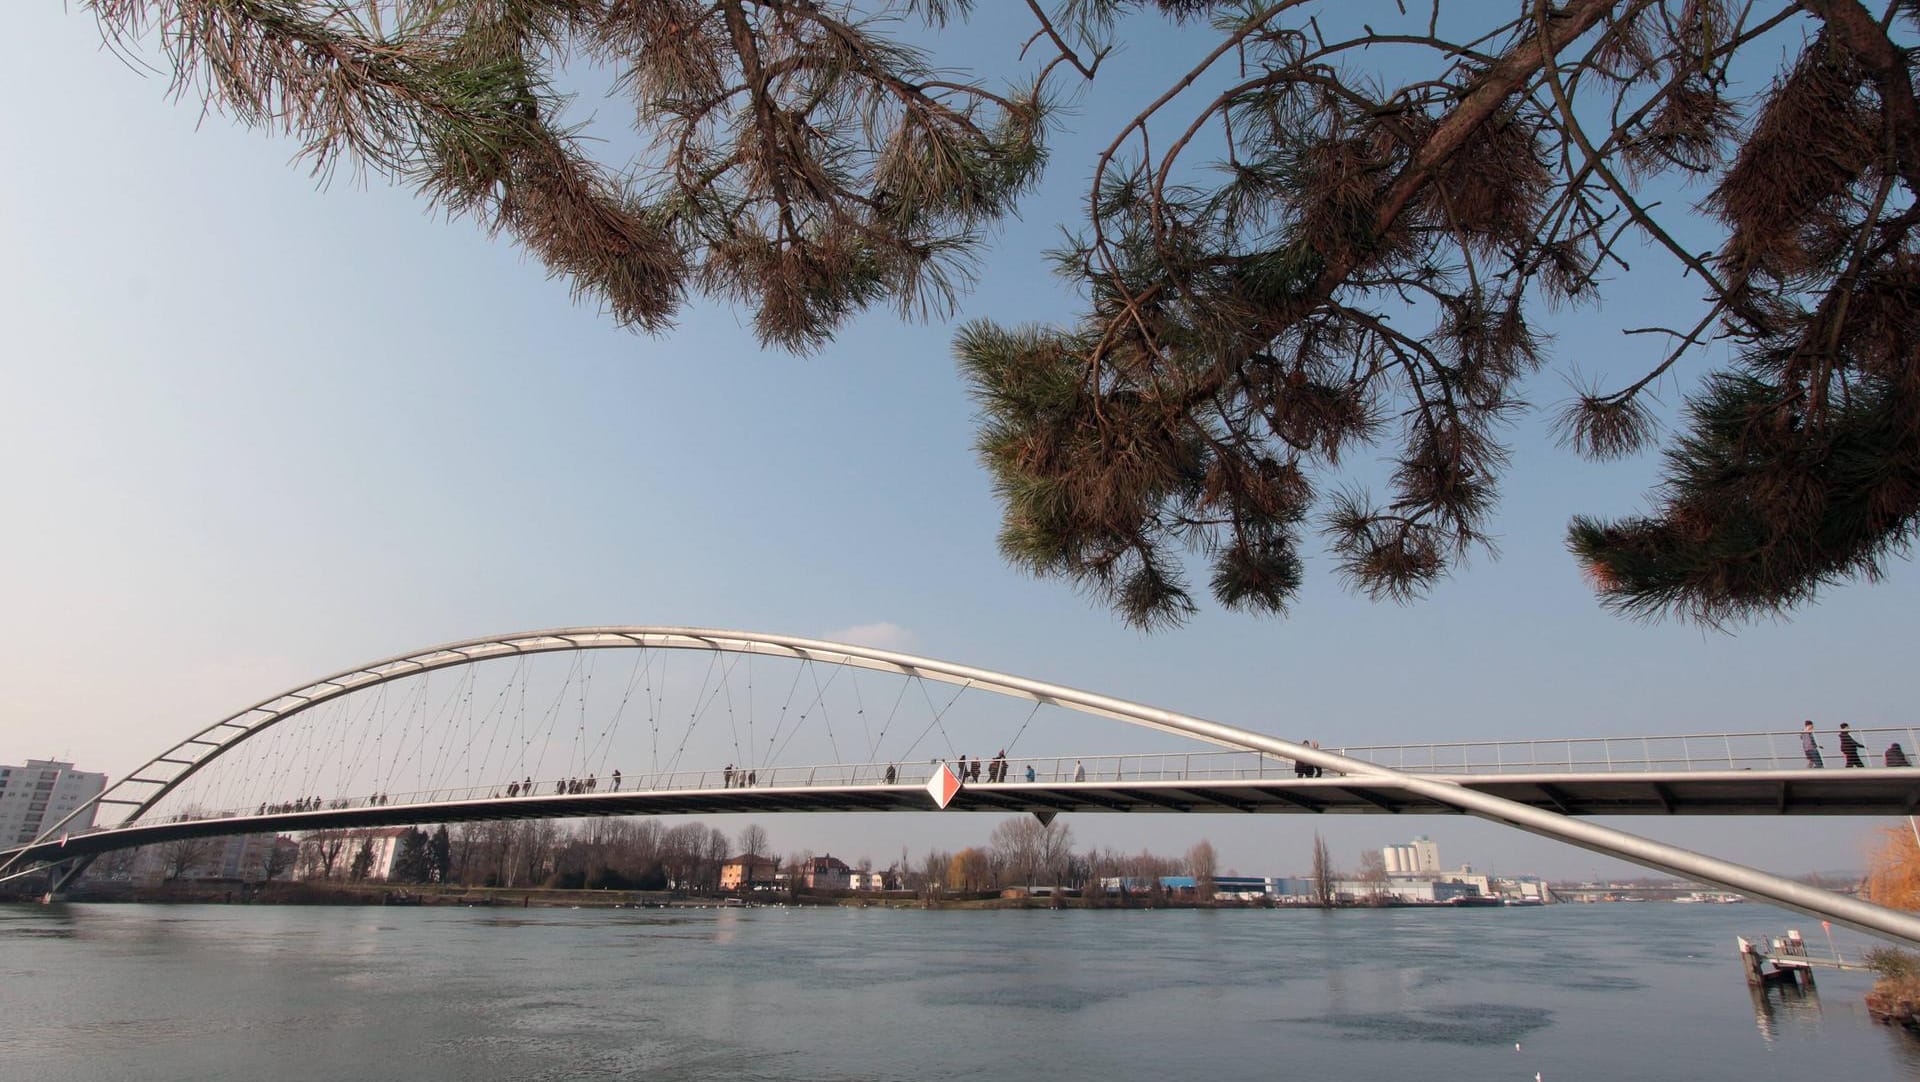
[259, 837, 293, 884]
[785, 849, 816, 889]
[989, 814, 1076, 887]
[1357, 849, 1390, 905]
[1185, 840, 1219, 903]
[89, 1, 1920, 629]
[451, 822, 486, 886]
[701, 827, 731, 892]
[519, 820, 559, 886]
[312, 832, 347, 880]
[916, 848, 950, 898]
[159, 836, 214, 883]
[738, 823, 770, 858]
[1311, 833, 1337, 909]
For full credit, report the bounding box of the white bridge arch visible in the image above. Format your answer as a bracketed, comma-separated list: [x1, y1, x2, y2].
[8, 626, 1920, 947]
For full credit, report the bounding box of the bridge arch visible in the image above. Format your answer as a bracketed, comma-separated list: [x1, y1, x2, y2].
[9, 626, 1920, 946]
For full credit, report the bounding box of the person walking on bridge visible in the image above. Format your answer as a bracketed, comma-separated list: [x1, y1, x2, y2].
[1800, 720, 1824, 768]
[1839, 723, 1865, 768]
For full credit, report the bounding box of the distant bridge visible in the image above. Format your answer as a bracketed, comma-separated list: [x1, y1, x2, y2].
[4, 627, 1917, 946]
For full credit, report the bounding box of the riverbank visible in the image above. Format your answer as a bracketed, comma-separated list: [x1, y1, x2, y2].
[8, 880, 1548, 911]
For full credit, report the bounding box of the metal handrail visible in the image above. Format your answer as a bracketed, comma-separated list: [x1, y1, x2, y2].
[66, 725, 1917, 837]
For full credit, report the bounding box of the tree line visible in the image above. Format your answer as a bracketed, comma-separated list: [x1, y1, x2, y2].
[86, 814, 1372, 902]
[278, 816, 1354, 902]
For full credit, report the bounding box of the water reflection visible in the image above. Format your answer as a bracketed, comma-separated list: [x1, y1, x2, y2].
[1748, 978, 1821, 1043]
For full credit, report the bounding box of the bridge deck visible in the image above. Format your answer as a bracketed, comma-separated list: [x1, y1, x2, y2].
[7, 769, 1915, 869]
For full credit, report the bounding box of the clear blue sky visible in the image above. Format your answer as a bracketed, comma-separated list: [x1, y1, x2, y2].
[3, 4, 1915, 879]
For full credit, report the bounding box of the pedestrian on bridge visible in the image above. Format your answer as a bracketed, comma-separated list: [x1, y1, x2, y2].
[1801, 721, 1824, 768]
[612, 769, 622, 790]
[1886, 744, 1911, 768]
[1839, 724, 1865, 768]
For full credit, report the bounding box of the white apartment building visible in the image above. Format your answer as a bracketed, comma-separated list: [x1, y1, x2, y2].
[0, 759, 108, 847]
[1381, 835, 1441, 876]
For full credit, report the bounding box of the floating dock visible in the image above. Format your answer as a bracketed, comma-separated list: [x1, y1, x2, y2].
[1737, 929, 1868, 987]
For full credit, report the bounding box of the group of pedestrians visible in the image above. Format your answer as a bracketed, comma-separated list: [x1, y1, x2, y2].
[945, 751, 1046, 783]
[500, 770, 624, 798]
[1801, 720, 1908, 768]
[258, 796, 333, 815]
[721, 764, 758, 788]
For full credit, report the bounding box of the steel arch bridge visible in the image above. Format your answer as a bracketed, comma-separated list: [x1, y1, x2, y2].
[6, 627, 1919, 946]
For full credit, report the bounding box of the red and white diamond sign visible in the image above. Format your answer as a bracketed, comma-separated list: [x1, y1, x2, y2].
[926, 762, 962, 809]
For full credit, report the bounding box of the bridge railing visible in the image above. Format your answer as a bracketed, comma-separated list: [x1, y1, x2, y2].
[87, 751, 1294, 832]
[44, 727, 1918, 841]
[1327, 726, 1920, 775]
[172, 751, 1295, 821]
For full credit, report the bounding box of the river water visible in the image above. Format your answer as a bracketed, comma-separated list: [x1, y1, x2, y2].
[2, 901, 1915, 1080]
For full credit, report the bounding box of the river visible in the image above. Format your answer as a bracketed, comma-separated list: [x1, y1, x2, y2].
[2, 901, 1915, 1080]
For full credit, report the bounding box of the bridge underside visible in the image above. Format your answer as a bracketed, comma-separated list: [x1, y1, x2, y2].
[7, 769, 1913, 871]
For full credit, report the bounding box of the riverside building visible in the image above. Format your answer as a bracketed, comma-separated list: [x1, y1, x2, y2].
[0, 758, 107, 846]
[1381, 835, 1441, 876]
